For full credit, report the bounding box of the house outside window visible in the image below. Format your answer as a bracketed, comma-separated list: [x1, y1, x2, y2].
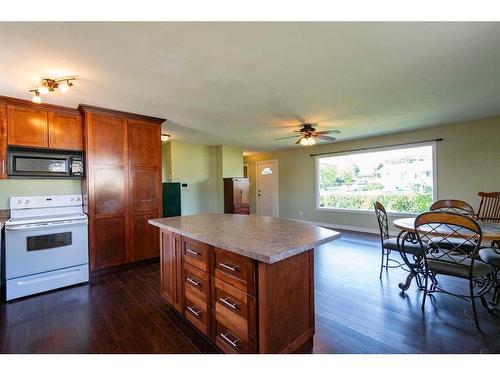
[316, 143, 436, 214]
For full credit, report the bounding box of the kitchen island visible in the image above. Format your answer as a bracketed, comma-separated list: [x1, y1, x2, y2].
[149, 213, 340, 353]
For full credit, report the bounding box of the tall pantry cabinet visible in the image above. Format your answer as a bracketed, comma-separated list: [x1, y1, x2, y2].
[79, 105, 165, 271]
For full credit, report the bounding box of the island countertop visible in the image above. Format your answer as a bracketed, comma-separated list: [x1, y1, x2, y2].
[149, 213, 340, 264]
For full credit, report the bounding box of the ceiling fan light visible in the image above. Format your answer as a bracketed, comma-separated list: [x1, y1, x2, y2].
[38, 86, 49, 95]
[308, 137, 317, 145]
[299, 137, 310, 146]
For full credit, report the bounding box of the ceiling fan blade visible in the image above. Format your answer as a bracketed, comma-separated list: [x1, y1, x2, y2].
[316, 135, 337, 141]
[316, 130, 341, 134]
[295, 138, 303, 145]
[274, 135, 301, 141]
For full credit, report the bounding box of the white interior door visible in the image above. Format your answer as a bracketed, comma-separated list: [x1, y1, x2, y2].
[256, 160, 279, 217]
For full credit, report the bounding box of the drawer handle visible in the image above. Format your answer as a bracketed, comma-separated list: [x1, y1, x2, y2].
[140, 199, 154, 202]
[186, 248, 200, 256]
[220, 332, 239, 348]
[186, 277, 201, 287]
[187, 306, 201, 317]
[218, 262, 238, 272]
[219, 297, 238, 310]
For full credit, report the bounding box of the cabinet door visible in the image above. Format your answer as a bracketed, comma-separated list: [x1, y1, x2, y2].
[233, 180, 243, 206]
[89, 114, 127, 165]
[130, 169, 160, 213]
[48, 111, 83, 150]
[128, 119, 160, 168]
[132, 213, 160, 261]
[93, 166, 126, 216]
[7, 105, 48, 148]
[161, 230, 182, 312]
[93, 217, 127, 269]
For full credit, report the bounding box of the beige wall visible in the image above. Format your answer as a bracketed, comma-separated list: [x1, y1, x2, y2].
[0, 179, 81, 209]
[244, 116, 500, 233]
[163, 141, 244, 216]
[162, 141, 172, 182]
[168, 141, 218, 215]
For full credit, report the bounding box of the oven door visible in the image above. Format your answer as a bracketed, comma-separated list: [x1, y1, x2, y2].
[8, 152, 70, 178]
[5, 222, 89, 280]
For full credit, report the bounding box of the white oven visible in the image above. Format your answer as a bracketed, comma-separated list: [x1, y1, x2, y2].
[4, 195, 89, 301]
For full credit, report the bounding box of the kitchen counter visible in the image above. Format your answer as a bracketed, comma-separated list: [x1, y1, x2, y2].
[149, 213, 341, 353]
[149, 213, 340, 264]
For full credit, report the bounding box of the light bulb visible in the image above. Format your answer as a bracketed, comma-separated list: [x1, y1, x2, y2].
[58, 81, 70, 93]
[32, 94, 41, 104]
[161, 134, 171, 142]
[308, 137, 317, 145]
[300, 137, 310, 146]
[38, 86, 49, 95]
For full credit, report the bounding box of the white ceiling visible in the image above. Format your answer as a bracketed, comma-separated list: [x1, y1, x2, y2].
[1, 22, 499, 151]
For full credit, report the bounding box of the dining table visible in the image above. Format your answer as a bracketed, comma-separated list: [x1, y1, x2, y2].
[392, 217, 500, 292]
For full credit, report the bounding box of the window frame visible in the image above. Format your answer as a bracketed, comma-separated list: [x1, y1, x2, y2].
[315, 141, 438, 215]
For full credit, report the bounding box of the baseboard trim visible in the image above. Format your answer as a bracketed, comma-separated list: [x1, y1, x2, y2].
[286, 218, 379, 235]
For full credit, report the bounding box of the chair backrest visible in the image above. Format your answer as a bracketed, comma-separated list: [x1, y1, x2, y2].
[374, 201, 389, 240]
[414, 211, 482, 273]
[429, 199, 475, 217]
[477, 192, 500, 223]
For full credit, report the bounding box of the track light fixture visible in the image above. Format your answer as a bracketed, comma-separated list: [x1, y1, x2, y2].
[28, 76, 77, 103]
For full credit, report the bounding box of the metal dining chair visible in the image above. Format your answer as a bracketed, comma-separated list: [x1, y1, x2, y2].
[430, 199, 475, 217]
[429, 199, 476, 251]
[476, 192, 500, 223]
[414, 212, 494, 328]
[374, 201, 422, 279]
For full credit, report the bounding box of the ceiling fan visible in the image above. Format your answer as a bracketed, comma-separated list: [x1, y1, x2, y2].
[274, 123, 341, 146]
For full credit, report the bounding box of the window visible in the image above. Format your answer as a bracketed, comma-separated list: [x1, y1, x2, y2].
[316, 143, 435, 214]
[261, 167, 273, 175]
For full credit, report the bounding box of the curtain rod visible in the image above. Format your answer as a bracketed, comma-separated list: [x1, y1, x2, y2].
[309, 138, 443, 157]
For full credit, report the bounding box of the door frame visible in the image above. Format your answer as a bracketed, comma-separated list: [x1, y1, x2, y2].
[255, 159, 279, 217]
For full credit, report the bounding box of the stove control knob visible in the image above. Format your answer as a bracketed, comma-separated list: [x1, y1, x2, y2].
[70, 198, 75, 202]
[16, 200, 22, 205]
[24, 200, 29, 204]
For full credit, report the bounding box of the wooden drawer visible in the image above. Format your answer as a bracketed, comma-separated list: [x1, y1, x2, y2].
[183, 237, 210, 272]
[184, 295, 210, 336]
[213, 277, 256, 336]
[213, 310, 256, 354]
[184, 262, 210, 304]
[213, 247, 256, 295]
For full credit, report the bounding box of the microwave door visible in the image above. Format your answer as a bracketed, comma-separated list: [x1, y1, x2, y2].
[11, 156, 69, 177]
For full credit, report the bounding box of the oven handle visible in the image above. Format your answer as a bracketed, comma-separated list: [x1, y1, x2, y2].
[5, 220, 88, 232]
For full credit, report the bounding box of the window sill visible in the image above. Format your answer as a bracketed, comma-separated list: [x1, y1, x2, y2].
[315, 207, 419, 217]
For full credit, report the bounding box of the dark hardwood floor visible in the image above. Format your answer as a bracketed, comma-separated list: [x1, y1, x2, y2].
[1, 230, 499, 354]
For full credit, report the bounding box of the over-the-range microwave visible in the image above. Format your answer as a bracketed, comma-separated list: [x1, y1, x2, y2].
[7, 147, 84, 179]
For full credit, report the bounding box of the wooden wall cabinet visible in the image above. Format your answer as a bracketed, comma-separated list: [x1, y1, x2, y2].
[7, 105, 48, 148]
[223, 177, 250, 214]
[48, 111, 83, 150]
[80, 105, 164, 271]
[5, 99, 82, 151]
